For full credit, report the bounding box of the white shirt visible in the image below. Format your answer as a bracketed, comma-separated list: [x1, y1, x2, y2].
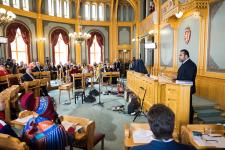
[182, 58, 190, 65]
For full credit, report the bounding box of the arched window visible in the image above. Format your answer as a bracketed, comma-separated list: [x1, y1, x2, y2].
[13, 0, 20, 8]
[2, 0, 9, 6]
[64, 0, 69, 18]
[99, 3, 104, 21]
[56, 0, 62, 17]
[11, 28, 28, 64]
[54, 34, 68, 65]
[51, 29, 69, 65]
[84, 3, 90, 20]
[23, 0, 29, 11]
[87, 32, 104, 65]
[6, 22, 31, 64]
[48, 0, 54, 16]
[90, 35, 101, 65]
[91, 3, 97, 20]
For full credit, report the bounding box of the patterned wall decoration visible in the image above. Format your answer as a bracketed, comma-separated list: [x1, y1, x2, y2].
[207, 1, 225, 73]
[160, 25, 174, 67]
[177, 16, 200, 66]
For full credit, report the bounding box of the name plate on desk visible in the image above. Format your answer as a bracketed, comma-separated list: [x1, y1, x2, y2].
[176, 80, 193, 85]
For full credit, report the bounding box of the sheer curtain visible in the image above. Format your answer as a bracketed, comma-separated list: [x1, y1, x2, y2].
[87, 31, 104, 64]
[51, 29, 69, 65]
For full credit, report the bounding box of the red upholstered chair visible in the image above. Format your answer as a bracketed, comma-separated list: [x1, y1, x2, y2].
[93, 132, 105, 150]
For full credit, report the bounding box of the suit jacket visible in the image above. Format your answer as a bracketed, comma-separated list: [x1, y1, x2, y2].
[33, 66, 43, 72]
[132, 140, 196, 150]
[22, 73, 34, 82]
[177, 59, 197, 94]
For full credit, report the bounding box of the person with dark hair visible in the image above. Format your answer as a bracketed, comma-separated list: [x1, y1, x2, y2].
[177, 49, 197, 124]
[132, 104, 196, 150]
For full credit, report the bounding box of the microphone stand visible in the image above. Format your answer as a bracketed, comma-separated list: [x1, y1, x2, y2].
[93, 68, 104, 107]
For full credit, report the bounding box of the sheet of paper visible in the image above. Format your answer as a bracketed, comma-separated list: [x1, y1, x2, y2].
[132, 129, 153, 144]
[193, 135, 225, 148]
[15, 115, 33, 124]
[61, 121, 83, 132]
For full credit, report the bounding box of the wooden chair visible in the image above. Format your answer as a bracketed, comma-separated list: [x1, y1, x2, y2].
[60, 115, 105, 150]
[83, 73, 94, 88]
[40, 71, 51, 86]
[23, 80, 40, 97]
[101, 72, 112, 91]
[7, 74, 22, 87]
[72, 73, 84, 89]
[0, 75, 8, 89]
[0, 133, 29, 150]
[181, 124, 225, 145]
[58, 82, 73, 104]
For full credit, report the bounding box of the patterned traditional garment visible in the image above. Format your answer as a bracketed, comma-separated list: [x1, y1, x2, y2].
[22, 116, 67, 150]
[20, 94, 68, 150]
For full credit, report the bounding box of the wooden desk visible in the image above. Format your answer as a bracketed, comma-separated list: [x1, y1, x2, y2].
[181, 124, 225, 150]
[124, 123, 150, 150]
[10, 116, 86, 141]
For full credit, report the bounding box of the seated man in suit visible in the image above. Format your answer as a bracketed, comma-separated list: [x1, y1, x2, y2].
[22, 68, 49, 96]
[132, 104, 196, 150]
[33, 62, 43, 72]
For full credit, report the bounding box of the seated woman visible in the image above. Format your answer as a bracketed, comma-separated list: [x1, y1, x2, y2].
[20, 93, 67, 150]
[0, 93, 18, 138]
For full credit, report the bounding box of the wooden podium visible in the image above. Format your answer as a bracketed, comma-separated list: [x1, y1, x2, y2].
[127, 71, 191, 137]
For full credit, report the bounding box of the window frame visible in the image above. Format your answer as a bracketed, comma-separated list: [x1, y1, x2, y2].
[91, 3, 97, 20]
[84, 2, 90, 20]
[64, 0, 69, 18]
[56, 0, 62, 17]
[13, 0, 20, 9]
[2, 0, 10, 6]
[48, 0, 54, 16]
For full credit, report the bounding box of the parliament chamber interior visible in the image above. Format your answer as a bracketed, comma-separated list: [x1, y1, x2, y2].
[0, 0, 224, 150]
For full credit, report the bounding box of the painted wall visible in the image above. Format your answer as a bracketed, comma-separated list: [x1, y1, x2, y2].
[160, 25, 173, 67]
[83, 26, 109, 64]
[43, 21, 75, 64]
[207, 0, 225, 73]
[177, 16, 200, 65]
[118, 26, 131, 45]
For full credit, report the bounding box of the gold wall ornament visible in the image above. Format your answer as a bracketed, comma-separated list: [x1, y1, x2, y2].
[184, 26, 191, 44]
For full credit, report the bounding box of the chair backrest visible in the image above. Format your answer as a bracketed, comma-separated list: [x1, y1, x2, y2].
[40, 71, 51, 78]
[32, 72, 40, 79]
[0, 75, 8, 86]
[60, 115, 95, 150]
[0, 133, 29, 150]
[111, 72, 120, 77]
[7, 74, 22, 87]
[24, 80, 40, 97]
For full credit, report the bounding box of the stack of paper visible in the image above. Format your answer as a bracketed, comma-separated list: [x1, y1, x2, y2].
[193, 135, 225, 148]
[132, 129, 153, 144]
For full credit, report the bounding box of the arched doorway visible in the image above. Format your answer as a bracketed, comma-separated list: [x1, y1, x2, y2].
[87, 31, 104, 65]
[50, 28, 69, 65]
[6, 22, 31, 64]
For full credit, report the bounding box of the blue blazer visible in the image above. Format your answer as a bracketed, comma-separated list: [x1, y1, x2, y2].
[132, 140, 196, 150]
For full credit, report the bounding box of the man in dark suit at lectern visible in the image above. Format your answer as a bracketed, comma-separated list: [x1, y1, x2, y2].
[177, 49, 197, 124]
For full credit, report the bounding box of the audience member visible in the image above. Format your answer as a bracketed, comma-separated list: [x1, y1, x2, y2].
[132, 104, 196, 150]
[20, 93, 67, 150]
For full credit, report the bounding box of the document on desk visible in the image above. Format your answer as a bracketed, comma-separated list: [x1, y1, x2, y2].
[15, 115, 33, 124]
[132, 129, 154, 144]
[193, 135, 225, 148]
[61, 121, 83, 132]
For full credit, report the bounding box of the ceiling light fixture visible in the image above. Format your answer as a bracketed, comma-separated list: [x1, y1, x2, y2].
[175, 11, 183, 18]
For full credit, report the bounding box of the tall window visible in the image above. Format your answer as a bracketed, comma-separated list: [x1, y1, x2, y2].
[90, 35, 101, 65]
[56, 0, 62, 17]
[11, 28, 28, 64]
[23, 0, 29, 11]
[91, 4, 97, 20]
[64, 0, 69, 18]
[13, 0, 20, 8]
[2, 0, 9, 6]
[48, 0, 54, 16]
[84, 3, 90, 20]
[54, 34, 68, 65]
[99, 4, 104, 21]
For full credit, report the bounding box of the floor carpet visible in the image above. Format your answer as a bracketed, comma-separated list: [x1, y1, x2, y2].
[49, 87, 147, 150]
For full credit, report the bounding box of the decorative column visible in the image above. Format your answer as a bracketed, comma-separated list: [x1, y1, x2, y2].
[36, 14, 44, 64]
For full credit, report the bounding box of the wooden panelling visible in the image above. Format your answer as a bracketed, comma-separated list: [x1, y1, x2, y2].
[196, 76, 225, 110]
[127, 71, 191, 135]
